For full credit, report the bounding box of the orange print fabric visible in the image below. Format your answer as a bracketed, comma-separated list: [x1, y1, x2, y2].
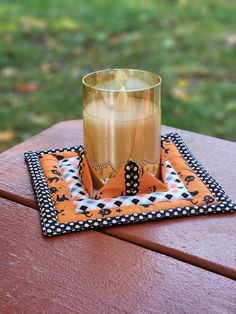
[40, 152, 77, 219]
[40, 140, 217, 224]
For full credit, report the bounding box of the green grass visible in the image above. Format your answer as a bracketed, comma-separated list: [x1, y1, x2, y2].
[0, 0, 236, 151]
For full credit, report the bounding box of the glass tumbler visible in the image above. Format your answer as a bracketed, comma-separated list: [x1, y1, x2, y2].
[82, 68, 161, 189]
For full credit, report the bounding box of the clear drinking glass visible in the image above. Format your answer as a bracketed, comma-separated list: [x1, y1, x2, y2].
[82, 69, 161, 188]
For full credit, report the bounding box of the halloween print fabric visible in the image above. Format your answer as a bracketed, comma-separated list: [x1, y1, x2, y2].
[39, 140, 218, 224]
[58, 157, 191, 211]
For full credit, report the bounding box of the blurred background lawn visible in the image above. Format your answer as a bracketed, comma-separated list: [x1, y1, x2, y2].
[0, 0, 236, 152]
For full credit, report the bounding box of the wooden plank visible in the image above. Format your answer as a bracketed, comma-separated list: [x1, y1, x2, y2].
[0, 120, 84, 207]
[1, 198, 236, 314]
[103, 213, 236, 280]
[0, 120, 235, 279]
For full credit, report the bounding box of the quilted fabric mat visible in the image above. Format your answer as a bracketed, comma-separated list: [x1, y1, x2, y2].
[24, 133, 236, 236]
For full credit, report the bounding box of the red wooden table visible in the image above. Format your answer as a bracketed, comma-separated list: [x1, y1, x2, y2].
[1, 120, 236, 313]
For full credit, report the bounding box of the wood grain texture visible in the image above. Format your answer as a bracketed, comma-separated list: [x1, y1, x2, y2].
[1, 198, 236, 314]
[0, 120, 84, 208]
[0, 120, 235, 279]
[103, 213, 236, 280]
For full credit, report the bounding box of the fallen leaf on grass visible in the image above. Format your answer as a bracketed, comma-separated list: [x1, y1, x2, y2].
[174, 106, 183, 116]
[29, 96, 37, 105]
[40, 62, 60, 73]
[0, 130, 16, 142]
[176, 78, 188, 88]
[46, 37, 58, 49]
[71, 68, 80, 79]
[213, 111, 225, 122]
[178, 0, 190, 7]
[225, 34, 236, 48]
[109, 32, 142, 44]
[28, 113, 50, 126]
[15, 81, 38, 94]
[1, 67, 18, 77]
[109, 34, 120, 44]
[172, 87, 190, 103]
[52, 19, 78, 31]
[22, 17, 48, 32]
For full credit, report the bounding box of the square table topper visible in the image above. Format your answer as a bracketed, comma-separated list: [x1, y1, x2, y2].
[25, 133, 236, 236]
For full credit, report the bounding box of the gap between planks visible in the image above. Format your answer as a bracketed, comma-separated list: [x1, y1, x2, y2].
[100, 229, 236, 281]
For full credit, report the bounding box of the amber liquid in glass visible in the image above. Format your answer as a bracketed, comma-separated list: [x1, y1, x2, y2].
[83, 99, 161, 186]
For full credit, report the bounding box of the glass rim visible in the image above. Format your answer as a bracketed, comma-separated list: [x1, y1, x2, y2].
[82, 68, 161, 92]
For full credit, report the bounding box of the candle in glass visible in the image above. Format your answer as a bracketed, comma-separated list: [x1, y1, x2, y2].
[82, 69, 161, 189]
